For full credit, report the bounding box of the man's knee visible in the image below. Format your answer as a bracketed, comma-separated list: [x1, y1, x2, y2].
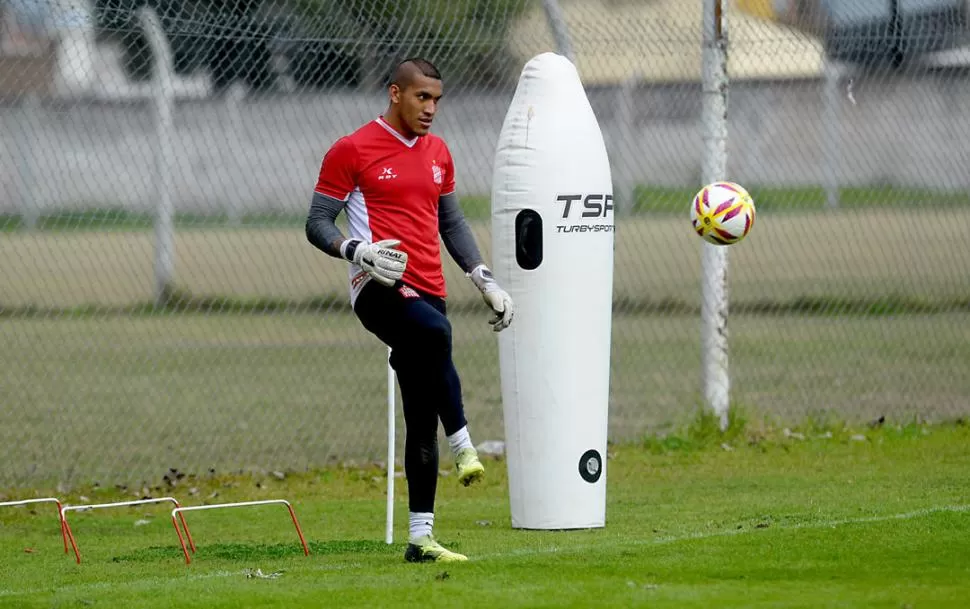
[428, 315, 453, 348]
[414, 313, 453, 355]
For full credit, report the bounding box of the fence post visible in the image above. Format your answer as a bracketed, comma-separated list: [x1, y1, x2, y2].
[700, 0, 731, 430]
[138, 7, 176, 307]
[823, 55, 845, 209]
[225, 82, 247, 225]
[14, 93, 40, 230]
[612, 73, 639, 215]
[541, 0, 575, 63]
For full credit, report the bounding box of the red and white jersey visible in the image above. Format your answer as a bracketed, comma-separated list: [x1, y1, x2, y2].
[314, 116, 456, 303]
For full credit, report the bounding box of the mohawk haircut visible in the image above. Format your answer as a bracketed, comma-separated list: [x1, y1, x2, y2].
[389, 58, 442, 89]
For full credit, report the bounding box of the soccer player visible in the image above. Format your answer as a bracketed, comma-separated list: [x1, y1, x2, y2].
[305, 58, 514, 563]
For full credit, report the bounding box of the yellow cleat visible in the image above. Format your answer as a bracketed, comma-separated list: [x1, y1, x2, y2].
[404, 535, 468, 563]
[455, 447, 485, 487]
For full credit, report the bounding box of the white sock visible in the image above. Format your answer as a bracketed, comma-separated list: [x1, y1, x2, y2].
[409, 512, 434, 542]
[447, 426, 474, 456]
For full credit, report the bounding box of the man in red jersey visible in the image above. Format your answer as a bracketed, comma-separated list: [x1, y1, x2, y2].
[306, 58, 514, 563]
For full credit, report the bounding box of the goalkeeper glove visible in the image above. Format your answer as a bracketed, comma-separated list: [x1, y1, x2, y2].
[468, 264, 514, 332]
[342, 239, 408, 288]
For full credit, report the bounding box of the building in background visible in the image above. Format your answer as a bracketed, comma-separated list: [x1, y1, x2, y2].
[0, 0, 213, 99]
[508, 0, 825, 86]
[0, 0, 100, 98]
[1, 0, 55, 96]
[1, 0, 50, 54]
[737, 0, 969, 65]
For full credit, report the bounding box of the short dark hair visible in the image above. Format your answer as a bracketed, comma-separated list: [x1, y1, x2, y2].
[390, 58, 442, 88]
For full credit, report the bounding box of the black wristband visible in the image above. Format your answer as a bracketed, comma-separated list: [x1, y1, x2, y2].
[342, 239, 362, 262]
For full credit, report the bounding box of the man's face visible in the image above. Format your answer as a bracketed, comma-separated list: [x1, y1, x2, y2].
[390, 74, 443, 137]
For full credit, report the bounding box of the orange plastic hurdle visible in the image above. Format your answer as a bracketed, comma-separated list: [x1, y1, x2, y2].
[60, 497, 196, 564]
[0, 497, 70, 554]
[171, 499, 310, 564]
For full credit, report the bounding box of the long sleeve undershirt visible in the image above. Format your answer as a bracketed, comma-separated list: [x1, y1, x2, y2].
[305, 191, 484, 273]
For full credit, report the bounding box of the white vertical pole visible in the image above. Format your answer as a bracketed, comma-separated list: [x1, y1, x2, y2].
[385, 346, 395, 545]
[823, 56, 843, 209]
[541, 0, 575, 63]
[700, 0, 731, 430]
[614, 73, 638, 215]
[225, 82, 247, 225]
[139, 7, 176, 307]
[14, 94, 40, 230]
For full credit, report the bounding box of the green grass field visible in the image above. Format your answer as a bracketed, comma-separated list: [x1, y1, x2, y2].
[1, 191, 968, 606]
[3, 206, 969, 311]
[1, 201, 970, 485]
[1, 422, 968, 608]
[1, 311, 969, 486]
[2, 185, 969, 232]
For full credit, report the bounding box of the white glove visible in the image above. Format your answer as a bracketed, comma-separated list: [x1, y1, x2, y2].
[468, 264, 514, 332]
[342, 239, 408, 288]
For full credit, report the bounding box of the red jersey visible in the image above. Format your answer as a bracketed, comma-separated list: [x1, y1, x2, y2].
[314, 117, 456, 302]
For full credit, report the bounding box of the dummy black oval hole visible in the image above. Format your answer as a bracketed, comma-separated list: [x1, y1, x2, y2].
[515, 209, 543, 270]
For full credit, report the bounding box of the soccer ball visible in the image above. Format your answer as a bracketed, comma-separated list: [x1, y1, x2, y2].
[690, 181, 756, 246]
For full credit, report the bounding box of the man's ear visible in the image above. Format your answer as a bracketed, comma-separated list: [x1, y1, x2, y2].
[389, 83, 402, 104]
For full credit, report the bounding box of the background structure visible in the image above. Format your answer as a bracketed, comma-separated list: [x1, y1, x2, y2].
[1, 0, 968, 486]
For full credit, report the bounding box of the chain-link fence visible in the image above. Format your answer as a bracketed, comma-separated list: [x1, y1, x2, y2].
[1, 0, 969, 486]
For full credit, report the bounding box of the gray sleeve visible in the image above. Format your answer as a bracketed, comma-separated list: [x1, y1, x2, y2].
[305, 191, 348, 259]
[438, 192, 485, 274]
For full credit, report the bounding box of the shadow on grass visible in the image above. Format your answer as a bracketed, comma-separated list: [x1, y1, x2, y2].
[2, 293, 969, 319]
[643, 405, 968, 454]
[111, 539, 395, 563]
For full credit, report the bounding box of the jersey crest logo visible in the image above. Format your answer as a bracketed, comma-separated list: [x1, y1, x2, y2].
[398, 285, 421, 299]
[431, 161, 443, 185]
[379, 167, 397, 181]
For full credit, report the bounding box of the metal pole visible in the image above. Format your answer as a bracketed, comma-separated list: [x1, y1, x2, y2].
[14, 94, 40, 230]
[386, 347, 395, 544]
[613, 73, 638, 215]
[139, 7, 176, 307]
[823, 55, 843, 209]
[541, 0, 576, 62]
[225, 82, 247, 225]
[700, 0, 731, 430]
